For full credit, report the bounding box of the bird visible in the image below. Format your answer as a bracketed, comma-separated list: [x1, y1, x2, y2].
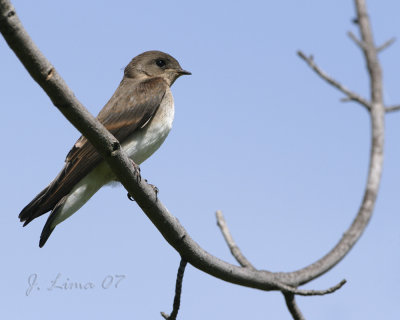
[19, 50, 191, 247]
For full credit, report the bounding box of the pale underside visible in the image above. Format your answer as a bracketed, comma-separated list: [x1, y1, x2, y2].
[51, 89, 174, 227]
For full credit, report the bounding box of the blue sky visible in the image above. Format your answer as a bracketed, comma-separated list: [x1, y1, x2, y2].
[1, 1, 400, 319]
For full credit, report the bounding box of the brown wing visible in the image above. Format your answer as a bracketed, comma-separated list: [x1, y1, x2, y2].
[19, 77, 167, 225]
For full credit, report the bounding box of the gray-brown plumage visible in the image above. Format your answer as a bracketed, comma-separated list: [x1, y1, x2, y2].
[19, 51, 190, 247]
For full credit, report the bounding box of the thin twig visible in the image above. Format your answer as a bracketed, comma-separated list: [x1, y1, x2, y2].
[377, 37, 396, 52]
[278, 279, 346, 296]
[283, 293, 305, 320]
[161, 259, 187, 320]
[216, 210, 346, 297]
[385, 105, 400, 113]
[297, 51, 371, 111]
[347, 31, 366, 49]
[216, 210, 255, 269]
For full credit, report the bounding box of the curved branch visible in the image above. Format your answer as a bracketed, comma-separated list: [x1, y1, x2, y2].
[0, 0, 385, 302]
[216, 210, 346, 296]
[278, 0, 385, 285]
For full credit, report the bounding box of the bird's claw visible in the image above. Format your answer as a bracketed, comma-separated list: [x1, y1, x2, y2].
[144, 179, 159, 201]
[130, 160, 141, 182]
[151, 184, 159, 201]
[127, 193, 135, 201]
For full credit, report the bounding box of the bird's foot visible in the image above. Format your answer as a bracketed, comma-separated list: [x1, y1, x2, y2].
[145, 179, 159, 201]
[130, 160, 141, 182]
[127, 180, 158, 201]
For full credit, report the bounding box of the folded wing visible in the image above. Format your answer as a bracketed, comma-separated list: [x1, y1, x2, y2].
[19, 77, 167, 226]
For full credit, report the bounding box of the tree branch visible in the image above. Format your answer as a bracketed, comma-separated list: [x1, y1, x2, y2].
[161, 259, 187, 320]
[215, 211, 314, 318]
[0, 0, 390, 318]
[282, 0, 385, 286]
[385, 105, 400, 113]
[216, 210, 255, 269]
[280, 280, 346, 296]
[216, 210, 346, 318]
[283, 293, 305, 320]
[347, 31, 366, 50]
[297, 51, 371, 111]
[0, 0, 381, 291]
[377, 37, 396, 53]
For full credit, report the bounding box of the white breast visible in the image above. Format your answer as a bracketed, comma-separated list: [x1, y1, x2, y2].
[51, 88, 175, 227]
[122, 87, 175, 164]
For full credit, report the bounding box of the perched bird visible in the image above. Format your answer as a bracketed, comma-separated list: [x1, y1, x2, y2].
[19, 51, 191, 247]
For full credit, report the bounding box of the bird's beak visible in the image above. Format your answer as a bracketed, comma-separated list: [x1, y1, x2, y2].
[177, 69, 191, 76]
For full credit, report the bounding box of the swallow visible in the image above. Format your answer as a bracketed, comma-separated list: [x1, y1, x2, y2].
[19, 50, 191, 247]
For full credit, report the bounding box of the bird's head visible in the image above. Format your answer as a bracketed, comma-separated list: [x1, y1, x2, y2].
[124, 50, 191, 86]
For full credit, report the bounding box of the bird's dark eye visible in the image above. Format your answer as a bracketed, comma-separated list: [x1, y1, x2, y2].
[155, 59, 166, 68]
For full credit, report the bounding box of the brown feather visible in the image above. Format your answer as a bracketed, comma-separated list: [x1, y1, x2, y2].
[19, 77, 167, 225]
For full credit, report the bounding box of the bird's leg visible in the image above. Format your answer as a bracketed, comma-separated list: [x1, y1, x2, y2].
[127, 160, 141, 201]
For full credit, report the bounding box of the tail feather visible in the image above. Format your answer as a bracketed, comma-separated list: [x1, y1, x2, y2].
[39, 223, 55, 248]
[39, 196, 67, 248]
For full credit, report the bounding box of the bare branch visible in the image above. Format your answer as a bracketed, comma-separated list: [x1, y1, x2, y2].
[0, 1, 388, 318]
[340, 97, 352, 103]
[216, 210, 255, 269]
[347, 31, 366, 49]
[279, 280, 346, 296]
[377, 37, 396, 52]
[283, 293, 305, 320]
[280, 0, 385, 286]
[349, 30, 395, 54]
[215, 210, 346, 298]
[385, 105, 400, 113]
[297, 51, 371, 111]
[214, 209, 346, 320]
[161, 259, 187, 320]
[355, 0, 384, 100]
